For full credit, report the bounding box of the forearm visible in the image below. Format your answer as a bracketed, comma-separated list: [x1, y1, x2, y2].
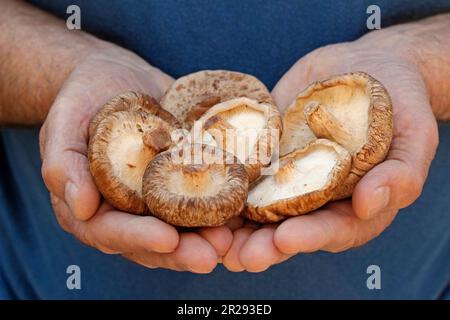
[0, 0, 104, 125]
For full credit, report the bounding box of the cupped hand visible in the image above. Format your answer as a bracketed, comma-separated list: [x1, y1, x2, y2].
[223, 27, 439, 272]
[40, 44, 232, 273]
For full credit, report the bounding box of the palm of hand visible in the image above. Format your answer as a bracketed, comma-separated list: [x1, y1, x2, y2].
[222, 39, 438, 272]
[40, 47, 232, 273]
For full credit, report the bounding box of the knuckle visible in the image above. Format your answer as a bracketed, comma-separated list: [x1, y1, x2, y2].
[41, 160, 63, 192]
[424, 118, 439, 153]
[41, 161, 55, 183]
[401, 173, 424, 206]
[53, 211, 72, 234]
[429, 119, 439, 142]
[38, 124, 47, 160]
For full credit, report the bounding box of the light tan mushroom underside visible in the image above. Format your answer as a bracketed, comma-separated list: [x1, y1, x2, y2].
[280, 72, 393, 200]
[143, 144, 249, 227]
[244, 139, 351, 223]
[197, 97, 282, 182]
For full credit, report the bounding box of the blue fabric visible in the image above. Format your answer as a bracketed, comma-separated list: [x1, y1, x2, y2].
[1, 0, 449, 299]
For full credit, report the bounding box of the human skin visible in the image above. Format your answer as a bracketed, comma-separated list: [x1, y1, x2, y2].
[0, 0, 233, 273]
[1, 1, 449, 274]
[223, 13, 450, 272]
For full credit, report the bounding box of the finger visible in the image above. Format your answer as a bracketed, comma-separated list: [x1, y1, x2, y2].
[123, 232, 218, 273]
[222, 227, 254, 272]
[271, 47, 340, 111]
[52, 196, 179, 254]
[274, 201, 397, 254]
[41, 93, 100, 221]
[352, 107, 439, 220]
[271, 58, 313, 111]
[198, 226, 233, 257]
[239, 227, 289, 272]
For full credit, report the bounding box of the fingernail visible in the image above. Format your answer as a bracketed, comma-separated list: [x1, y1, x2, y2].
[65, 181, 78, 215]
[367, 186, 390, 219]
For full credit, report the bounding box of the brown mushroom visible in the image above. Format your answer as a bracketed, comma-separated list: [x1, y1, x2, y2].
[89, 91, 179, 138]
[280, 72, 393, 200]
[245, 139, 351, 223]
[143, 144, 249, 227]
[88, 92, 180, 214]
[160, 70, 275, 129]
[196, 97, 282, 182]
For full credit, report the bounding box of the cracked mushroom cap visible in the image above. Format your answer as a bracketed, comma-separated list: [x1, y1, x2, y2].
[196, 97, 282, 182]
[245, 139, 351, 223]
[88, 92, 180, 214]
[143, 144, 249, 227]
[280, 72, 393, 200]
[160, 70, 274, 129]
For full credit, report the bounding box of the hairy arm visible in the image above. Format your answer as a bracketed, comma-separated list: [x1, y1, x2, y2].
[0, 0, 103, 125]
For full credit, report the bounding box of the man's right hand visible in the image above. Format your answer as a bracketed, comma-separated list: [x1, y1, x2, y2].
[39, 44, 232, 273]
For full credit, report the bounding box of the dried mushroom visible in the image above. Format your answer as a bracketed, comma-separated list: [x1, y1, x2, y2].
[143, 144, 249, 227]
[245, 139, 351, 223]
[196, 97, 282, 182]
[86, 70, 393, 228]
[160, 70, 275, 129]
[280, 72, 393, 200]
[88, 92, 180, 214]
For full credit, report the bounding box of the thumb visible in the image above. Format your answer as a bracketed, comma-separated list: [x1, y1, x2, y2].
[352, 107, 439, 219]
[271, 45, 344, 111]
[40, 94, 100, 221]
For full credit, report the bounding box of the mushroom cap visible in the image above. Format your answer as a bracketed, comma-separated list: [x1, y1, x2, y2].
[160, 70, 274, 129]
[245, 139, 351, 223]
[89, 91, 180, 138]
[196, 97, 282, 182]
[280, 72, 393, 200]
[143, 144, 249, 227]
[88, 92, 180, 214]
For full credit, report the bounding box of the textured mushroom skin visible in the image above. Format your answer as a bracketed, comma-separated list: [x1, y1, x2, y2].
[88, 92, 180, 214]
[281, 72, 393, 201]
[143, 145, 249, 227]
[245, 139, 351, 223]
[160, 70, 275, 129]
[89, 91, 180, 138]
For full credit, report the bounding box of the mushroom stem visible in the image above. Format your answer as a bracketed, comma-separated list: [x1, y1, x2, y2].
[142, 127, 172, 152]
[204, 115, 234, 132]
[304, 102, 352, 148]
[182, 164, 210, 175]
[203, 115, 235, 149]
[179, 164, 215, 194]
[185, 95, 221, 126]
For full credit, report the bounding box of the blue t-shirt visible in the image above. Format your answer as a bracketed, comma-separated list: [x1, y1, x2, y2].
[27, 0, 450, 88]
[1, 0, 449, 299]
